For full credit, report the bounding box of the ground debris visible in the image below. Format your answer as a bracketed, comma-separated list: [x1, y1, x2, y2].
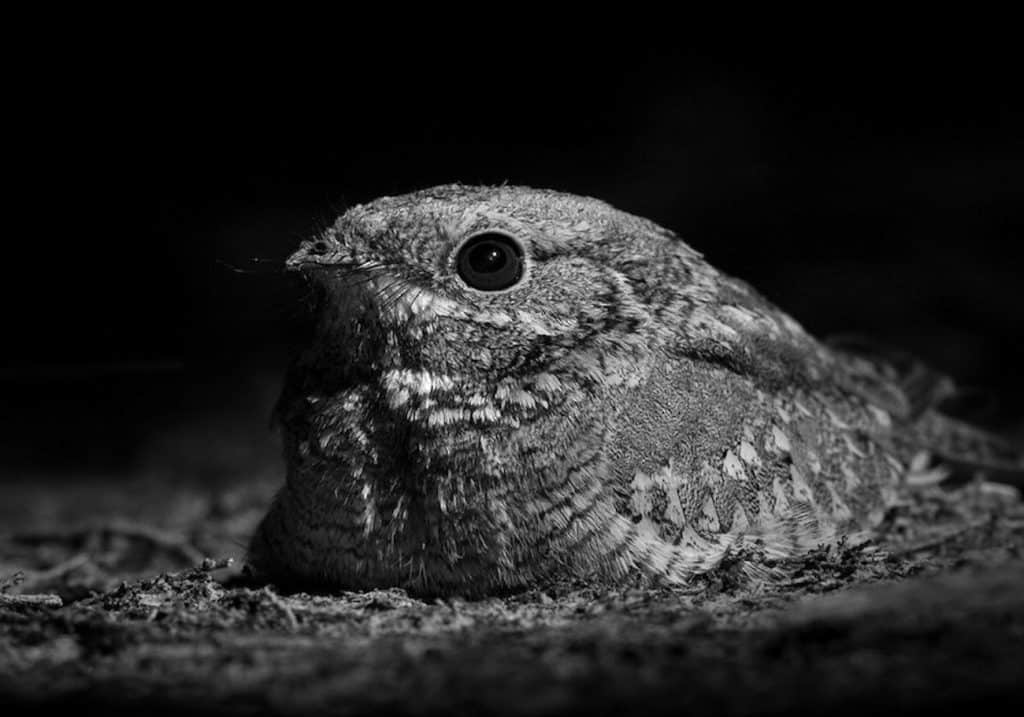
[2, 475, 1024, 716]
[0, 593, 62, 608]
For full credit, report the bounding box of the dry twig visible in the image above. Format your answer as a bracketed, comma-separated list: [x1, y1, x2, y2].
[262, 586, 299, 631]
[0, 592, 62, 608]
[891, 518, 994, 557]
[13, 518, 205, 566]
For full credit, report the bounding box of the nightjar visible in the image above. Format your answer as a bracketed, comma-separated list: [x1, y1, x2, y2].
[247, 184, 1023, 596]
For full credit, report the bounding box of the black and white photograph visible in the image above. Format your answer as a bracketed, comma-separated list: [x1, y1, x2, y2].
[2, 32, 1023, 716]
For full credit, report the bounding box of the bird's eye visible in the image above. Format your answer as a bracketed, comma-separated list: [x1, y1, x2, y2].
[455, 233, 525, 291]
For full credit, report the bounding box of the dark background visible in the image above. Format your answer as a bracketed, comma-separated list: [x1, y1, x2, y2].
[3, 42, 1022, 478]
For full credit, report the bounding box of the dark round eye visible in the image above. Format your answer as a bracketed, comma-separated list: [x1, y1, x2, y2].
[455, 233, 525, 291]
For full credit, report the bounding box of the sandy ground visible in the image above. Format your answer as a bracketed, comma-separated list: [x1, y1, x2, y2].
[2, 459, 1024, 715]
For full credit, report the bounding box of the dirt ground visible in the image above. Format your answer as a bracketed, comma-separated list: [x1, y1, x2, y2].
[3, 459, 1024, 716]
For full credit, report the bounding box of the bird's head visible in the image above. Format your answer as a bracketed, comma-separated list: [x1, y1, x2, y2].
[287, 184, 706, 430]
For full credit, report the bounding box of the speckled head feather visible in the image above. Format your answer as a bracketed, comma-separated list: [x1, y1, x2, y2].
[248, 184, 1024, 596]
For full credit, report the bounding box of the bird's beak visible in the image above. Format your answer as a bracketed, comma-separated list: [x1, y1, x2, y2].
[286, 240, 338, 272]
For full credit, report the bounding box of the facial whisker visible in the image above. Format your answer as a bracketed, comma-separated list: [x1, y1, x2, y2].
[375, 280, 409, 309]
[375, 279, 416, 313]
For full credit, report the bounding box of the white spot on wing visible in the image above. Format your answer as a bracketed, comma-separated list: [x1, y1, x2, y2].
[772, 426, 792, 453]
[739, 441, 761, 467]
[722, 450, 750, 481]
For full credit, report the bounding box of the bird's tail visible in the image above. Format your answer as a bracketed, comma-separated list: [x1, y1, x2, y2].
[826, 334, 1024, 490]
[907, 410, 1024, 489]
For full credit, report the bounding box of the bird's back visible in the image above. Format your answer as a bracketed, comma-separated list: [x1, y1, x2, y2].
[597, 273, 1024, 581]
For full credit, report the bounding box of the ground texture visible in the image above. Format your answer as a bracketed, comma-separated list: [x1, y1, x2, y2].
[3, 466, 1024, 716]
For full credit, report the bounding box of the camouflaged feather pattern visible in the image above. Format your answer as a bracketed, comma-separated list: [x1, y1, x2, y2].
[247, 184, 1024, 596]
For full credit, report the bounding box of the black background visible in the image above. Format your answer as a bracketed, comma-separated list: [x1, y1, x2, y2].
[3, 39, 1022, 477]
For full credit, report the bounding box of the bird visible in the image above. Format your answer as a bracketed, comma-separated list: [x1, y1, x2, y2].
[246, 184, 1023, 596]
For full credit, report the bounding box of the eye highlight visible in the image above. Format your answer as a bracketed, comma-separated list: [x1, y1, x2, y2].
[455, 232, 525, 291]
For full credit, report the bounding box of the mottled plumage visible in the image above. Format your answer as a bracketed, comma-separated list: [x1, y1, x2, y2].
[248, 184, 1023, 596]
